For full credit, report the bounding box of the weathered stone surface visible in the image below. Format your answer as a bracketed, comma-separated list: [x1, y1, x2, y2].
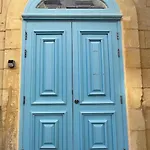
[0, 70, 3, 90]
[3, 69, 19, 90]
[3, 111, 18, 150]
[125, 49, 141, 68]
[139, 31, 146, 48]
[4, 50, 20, 69]
[0, 15, 5, 31]
[6, 18, 22, 30]
[117, 0, 137, 22]
[141, 50, 150, 68]
[122, 9, 138, 29]
[0, 0, 2, 14]
[122, 16, 138, 29]
[5, 29, 21, 49]
[0, 128, 2, 147]
[134, 0, 147, 8]
[0, 51, 4, 69]
[137, 7, 150, 30]
[129, 130, 147, 150]
[126, 68, 142, 88]
[0, 31, 5, 50]
[147, 0, 150, 7]
[128, 109, 145, 130]
[6, 0, 27, 30]
[1, 110, 6, 128]
[124, 29, 140, 48]
[0, 90, 2, 106]
[146, 130, 150, 149]
[142, 69, 150, 88]
[143, 88, 150, 107]
[145, 31, 150, 48]
[117, 0, 138, 29]
[127, 87, 142, 109]
[2, 88, 19, 112]
[145, 109, 150, 129]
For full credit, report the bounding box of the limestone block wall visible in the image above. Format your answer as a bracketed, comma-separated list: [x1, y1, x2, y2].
[0, 0, 149, 150]
[135, 0, 150, 149]
[0, 0, 28, 150]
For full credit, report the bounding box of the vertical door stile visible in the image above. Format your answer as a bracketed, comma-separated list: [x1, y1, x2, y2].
[71, 22, 74, 150]
[72, 21, 81, 150]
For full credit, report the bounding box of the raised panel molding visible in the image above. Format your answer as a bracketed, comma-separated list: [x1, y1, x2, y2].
[89, 119, 108, 149]
[79, 31, 115, 104]
[30, 30, 68, 105]
[40, 38, 58, 96]
[87, 38, 105, 96]
[31, 112, 66, 150]
[34, 30, 64, 35]
[39, 119, 58, 149]
[80, 111, 116, 150]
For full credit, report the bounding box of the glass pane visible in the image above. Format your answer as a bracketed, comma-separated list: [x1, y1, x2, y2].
[36, 0, 108, 9]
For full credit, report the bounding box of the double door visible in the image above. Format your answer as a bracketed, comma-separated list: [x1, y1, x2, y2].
[23, 21, 125, 150]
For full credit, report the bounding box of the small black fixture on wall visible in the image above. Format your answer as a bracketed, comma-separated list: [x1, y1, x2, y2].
[8, 60, 16, 68]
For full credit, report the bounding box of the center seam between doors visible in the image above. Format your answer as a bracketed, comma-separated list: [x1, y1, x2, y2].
[71, 21, 74, 150]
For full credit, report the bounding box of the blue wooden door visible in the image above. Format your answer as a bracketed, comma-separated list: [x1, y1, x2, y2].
[23, 21, 124, 150]
[72, 21, 124, 150]
[23, 21, 73, 150]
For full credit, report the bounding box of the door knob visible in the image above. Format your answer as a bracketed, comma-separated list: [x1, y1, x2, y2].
[74, 99, 79, 104]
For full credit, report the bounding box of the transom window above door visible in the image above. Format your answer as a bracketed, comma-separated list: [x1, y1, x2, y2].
[36, 0, 108, 9]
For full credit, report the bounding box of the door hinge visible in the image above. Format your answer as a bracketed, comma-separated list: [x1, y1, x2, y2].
[25, 31, 27, 40]
[118, 49, 120, 57]
[24, 49, 27, 58]
[72, 90, 73, 95]
[23, 96, 26, 105]
[120, 96, 123, 104]
[117, 32, 119, 40]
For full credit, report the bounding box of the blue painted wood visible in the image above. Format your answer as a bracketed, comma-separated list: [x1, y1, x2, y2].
[20, 21, 128, 150]
[73, 21, 124, 150]
[117, 21, 129, 150]
[22, 21, 73, 150]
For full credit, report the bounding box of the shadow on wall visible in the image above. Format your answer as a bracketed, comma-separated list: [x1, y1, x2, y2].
[0, 107, 2, 128]
[2, 86, 18, 150]
[0, 106, 2, 149]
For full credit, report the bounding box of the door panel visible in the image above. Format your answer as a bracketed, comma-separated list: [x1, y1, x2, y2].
[76, 31, 114, 104]
[23, 21, 124, 150]
[23, 22, 72, 150]
[33, 32, 67, 104]
[73, 22, 123, 150]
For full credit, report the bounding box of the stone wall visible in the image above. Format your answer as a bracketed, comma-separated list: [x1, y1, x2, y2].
[0, 0, 28, 149]
[0, 0, 149, 149]
[135, 0, 150, 149]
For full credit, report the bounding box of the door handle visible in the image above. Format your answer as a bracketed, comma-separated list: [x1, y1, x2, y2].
[74, 99, 79, 104]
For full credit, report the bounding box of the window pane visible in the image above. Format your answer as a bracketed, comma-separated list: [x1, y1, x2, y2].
[36, 0, 108, 8]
